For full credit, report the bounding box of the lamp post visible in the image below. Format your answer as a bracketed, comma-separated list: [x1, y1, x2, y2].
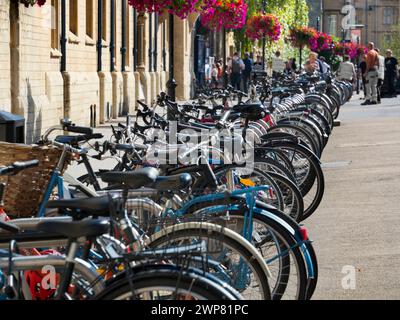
[166, 14, 177, 120]
[262, 0, 266, 70]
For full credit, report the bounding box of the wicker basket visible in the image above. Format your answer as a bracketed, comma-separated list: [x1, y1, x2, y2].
[0, 141, 67, 218]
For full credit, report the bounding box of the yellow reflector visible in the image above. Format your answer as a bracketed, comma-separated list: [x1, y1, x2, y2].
[240, 178, 256, 187]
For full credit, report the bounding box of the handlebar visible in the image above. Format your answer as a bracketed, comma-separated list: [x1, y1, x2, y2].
[0, 160, 39, 176]
[51, 140, 84, 154]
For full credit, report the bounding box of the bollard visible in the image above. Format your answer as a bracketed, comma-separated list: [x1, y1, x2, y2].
[90, 105, 93, 128]
[93, 104, 97, 128]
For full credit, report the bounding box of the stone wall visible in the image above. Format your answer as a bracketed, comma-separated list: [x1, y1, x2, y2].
[18, 4, 63, 142]
[0, 1, 212, 142]
[0, 0, 11, 112]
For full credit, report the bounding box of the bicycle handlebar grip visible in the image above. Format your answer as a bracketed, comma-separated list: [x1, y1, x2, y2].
[137, 100, 148, 109]
[88, 133, 104, 140]
[64, 124, 93, 135]
[219, 110, 231, 124]
[114, 143, 134, 152]
[0, 220, 20, 234]
[13, 160, 40, 171]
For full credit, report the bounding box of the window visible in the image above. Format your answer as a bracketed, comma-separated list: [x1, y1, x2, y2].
[113, 0, 117, 68]
[51, 0, 59, 50]
[327, 14, 337, 37]
[86, 0, 93, 38]
[384, 34, 392, 43]
[125, 3, 130, 67]
[69, 0, 78, 35]
[383, 7, 394, 25]
[102, 0, 107, 41]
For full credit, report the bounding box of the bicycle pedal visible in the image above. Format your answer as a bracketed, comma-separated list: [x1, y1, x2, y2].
[4, 285, 17, 299]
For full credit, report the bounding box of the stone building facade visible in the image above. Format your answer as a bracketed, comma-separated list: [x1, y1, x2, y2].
[0, 1, 217, 143]
[307, 0, 400, 48]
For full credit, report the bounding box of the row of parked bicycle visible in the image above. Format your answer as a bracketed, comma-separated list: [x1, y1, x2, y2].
[0, 70, 353, 300]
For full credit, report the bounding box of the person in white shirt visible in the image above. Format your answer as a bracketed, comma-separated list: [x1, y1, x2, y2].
[375, 48, 385, 104]
[337, 55, 356, 83]
[272, 51, 286, 75]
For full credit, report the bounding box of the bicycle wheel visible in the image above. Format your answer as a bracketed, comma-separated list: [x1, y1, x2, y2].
[178, 201, 308, 300]
[256, 142, 325, 220]
[145, 222, 272, 300]
[95, 266, 237, 300]
[213, 165, 285, 212]
[266, 124, 320, 159]
[226, 212, 308, 300]
[265, 171, 304, 222]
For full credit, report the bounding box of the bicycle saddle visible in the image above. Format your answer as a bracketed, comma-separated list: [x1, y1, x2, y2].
[100, 167, 159, 189]
[46, 196, 110, 216]
[232, 103, 267, 121]
[151, 173, 192, 191]
[36, 219, 109, 239]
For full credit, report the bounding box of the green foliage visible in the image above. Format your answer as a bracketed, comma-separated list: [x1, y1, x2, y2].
[318, 49, 341, 71]
[233, 0, 309, 61]
[382, 24, 400, 58]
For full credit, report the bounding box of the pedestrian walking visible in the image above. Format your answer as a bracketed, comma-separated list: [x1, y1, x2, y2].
[359, 54, 367, 99]
[291, 58, 297, 72]
[385, 49, 398, 98]
[304, 52, 320, 73]
[253, 55, 263, 71]
[211, 63, 219, 88]
[361, 42, 379, 105]
[242, 52, 253, 93]
[272, 51, 286, 76]
[224, 57, 231, 88]
[375, 48, 385, 103]
[319, 56, 331, 74]
[285, 58, 297, 74]
[229, 52, 245, 90]
[337, 55, 356, 83]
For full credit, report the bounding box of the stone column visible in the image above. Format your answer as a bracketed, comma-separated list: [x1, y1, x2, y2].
[9, 0, 22, 116]
[136, 13, 151, 104]
[136, 13, 149, 74]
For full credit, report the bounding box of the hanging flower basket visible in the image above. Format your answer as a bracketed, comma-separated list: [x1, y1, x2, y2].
[245, 13, 282, 42]
[128, 0, 169, 14]
[288, 26, 318, 49]
[333, 41, 367, 60]
[19, 0, 46, 7]
[200, 0, 247, 31]
[309, 32, 333, 52]
[128, 0, 215, 19]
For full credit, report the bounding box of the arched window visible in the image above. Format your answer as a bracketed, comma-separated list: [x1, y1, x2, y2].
[69, 0, 78, 36]
[102, 0, 107, 41]
[86, 0, 94, 38]
[51, 0, 60, 50]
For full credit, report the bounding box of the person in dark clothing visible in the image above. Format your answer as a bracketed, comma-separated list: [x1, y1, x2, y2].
[291, 58, 297, 72]
[385, 49, 398, 97]
[359, 54, 367, 99]
[242, 52, 253, 93]
[229, 52, 244, 90]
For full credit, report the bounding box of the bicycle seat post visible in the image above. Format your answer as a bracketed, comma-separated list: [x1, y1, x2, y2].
[0, 183, 5, 208]
[55, 237, 80, 300]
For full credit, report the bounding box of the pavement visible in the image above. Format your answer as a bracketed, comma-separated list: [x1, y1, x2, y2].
[66, 93, 400, 300]
[307, 93, 400, 299]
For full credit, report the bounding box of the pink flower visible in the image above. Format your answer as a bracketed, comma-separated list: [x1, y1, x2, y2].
[200, 0, 247, 30]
